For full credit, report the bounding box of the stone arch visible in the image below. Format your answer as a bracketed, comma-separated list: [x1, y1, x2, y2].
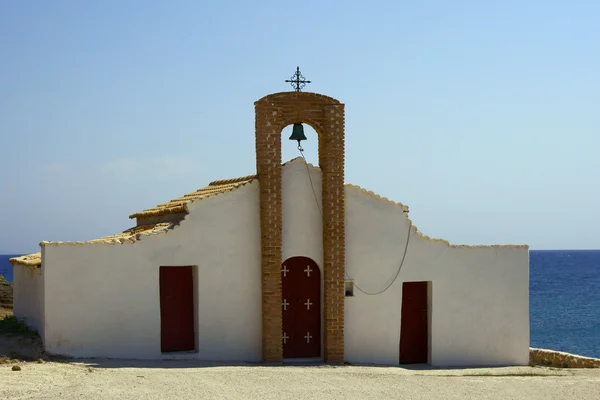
[255, 91, 345, 364]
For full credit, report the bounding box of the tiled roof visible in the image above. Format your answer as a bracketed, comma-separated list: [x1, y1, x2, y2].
[84, 223, 173, 244]
[128, 175, 257, 219]
[9, 224, 174, 267]
[8, 253, 41, 267]
[10, 162, 528, 268]
[11, 174, 258, 267]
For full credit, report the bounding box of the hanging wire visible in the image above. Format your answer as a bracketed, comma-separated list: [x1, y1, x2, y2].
[351, 223, 411, 296]
[297, 146, 412, 296]
[297, 144, 321, 217]
[297, 145, 320, 216]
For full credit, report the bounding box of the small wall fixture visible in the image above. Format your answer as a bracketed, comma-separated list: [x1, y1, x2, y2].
[345, 281, 354, 297]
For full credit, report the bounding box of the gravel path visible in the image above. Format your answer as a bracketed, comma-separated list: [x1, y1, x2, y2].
[1, 360, 600, 400]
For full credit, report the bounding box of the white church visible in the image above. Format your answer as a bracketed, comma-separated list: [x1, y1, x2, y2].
[10, 86, 530, 366]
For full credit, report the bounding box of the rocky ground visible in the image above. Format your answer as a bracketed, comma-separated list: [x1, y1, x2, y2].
[0, 277, 13, 319]
[0, 279, 45, 363]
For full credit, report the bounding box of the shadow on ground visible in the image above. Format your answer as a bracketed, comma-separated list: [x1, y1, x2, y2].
[69, 358, 556, 375]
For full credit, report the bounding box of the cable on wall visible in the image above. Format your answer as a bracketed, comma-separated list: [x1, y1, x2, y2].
[350, 223, 411, 296]
[297, 146, 411, 296]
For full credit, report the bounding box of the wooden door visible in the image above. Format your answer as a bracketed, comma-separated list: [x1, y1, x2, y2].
[159, 266, 195, 353]
[282, 257, 321, 358]
[399, 281, 428, 364]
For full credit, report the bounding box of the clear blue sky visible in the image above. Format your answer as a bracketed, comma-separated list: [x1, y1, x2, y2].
[1, 0, 599, 253]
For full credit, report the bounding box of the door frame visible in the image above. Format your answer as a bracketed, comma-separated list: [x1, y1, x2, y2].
[159, 265, 199, 354]
[399, 280, 432, 365]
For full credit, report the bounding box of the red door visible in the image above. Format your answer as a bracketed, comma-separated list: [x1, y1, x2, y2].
[399, 281, 428, 364]
[159, 266, 195, 353]
[282, 257, 321, 358]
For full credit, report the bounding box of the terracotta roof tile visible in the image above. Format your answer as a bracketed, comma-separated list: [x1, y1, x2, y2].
[9, 253, 42, 267]
[84, 223, 173, 244]
[12, 160, 527, 268]
[10, 224, 174, 267]
[128, 175, 256, 219]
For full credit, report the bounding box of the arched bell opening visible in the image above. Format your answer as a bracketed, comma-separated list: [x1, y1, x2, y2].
[254, 91, 346, 364]
[281, 123, 319, 166]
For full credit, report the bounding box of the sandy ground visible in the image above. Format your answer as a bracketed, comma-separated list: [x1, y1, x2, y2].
[1, 360, 600, 400]
[2, 285, 600, 399]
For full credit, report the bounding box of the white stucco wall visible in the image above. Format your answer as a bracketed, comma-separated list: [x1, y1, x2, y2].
[38, 158, 529, 365]
[282, 159, 324, 357]
[282, 159, 323, 272]
[41, 180, 262, 361]
[13, 264, 44, 334]
[281, 160, 529, 366]
[344, 185, 530, 367]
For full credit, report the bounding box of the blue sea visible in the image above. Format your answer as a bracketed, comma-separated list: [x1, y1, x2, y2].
[1, 250, 599, 358]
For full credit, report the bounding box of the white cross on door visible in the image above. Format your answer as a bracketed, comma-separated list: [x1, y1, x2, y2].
[283, 332, 289, 344]
[304, 332, 312, 343]
[282, 299, 289, 311]
[304, 299, 313, 311]
[282, 265, 289, 277]
[304, 265, 312, 277]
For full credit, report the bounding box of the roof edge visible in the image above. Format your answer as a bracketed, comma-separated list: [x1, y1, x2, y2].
[345, 183, 409, 213]
[254, 91, 342, 105]
[408, 223, 529, 249]
[283, 156, 321, 171]
[9, 252, 42, 267]
[39, 223, 176, 247]
[345, 182, 527, 249]
[128, 204, 186, 220]
[209, 174, 257, 186]
[128, 176, 258, 220]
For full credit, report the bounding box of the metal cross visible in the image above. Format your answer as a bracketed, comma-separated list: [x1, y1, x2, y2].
[304, 332, 312, 343]
[282, 299, 289, 311]
[283, 332, 289, 344]
[285, 66, 311, 92]
[282, 265, 289, 277]
[304, 299, 313, 311]
[304, 265, 312, 277]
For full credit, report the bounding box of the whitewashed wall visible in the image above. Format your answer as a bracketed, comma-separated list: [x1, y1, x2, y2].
[282, 159, 324, 357]
[286, 162, 530, 366]
[42, 180, 262, 361]
[13, 264, 44, 334]
[344, 185, 530, 367]
[282, 159, 323, 274]
[38, 158, 529, 365]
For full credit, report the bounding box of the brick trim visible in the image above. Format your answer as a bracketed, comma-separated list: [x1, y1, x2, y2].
[254, 92, 345, 364]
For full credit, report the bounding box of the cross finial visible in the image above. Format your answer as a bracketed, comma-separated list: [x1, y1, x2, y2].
[285, 67, 311, 92]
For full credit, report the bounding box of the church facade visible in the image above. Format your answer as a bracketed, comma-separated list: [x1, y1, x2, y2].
[10, 91, 530, 366]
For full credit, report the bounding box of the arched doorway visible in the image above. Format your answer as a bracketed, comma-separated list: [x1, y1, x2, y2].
[281, 256, 321, 358]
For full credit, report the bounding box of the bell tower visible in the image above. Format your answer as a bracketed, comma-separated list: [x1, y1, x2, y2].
[254, 68, 346, 364]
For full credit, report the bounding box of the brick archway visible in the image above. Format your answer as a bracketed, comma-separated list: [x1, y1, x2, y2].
[255, 91, 345, 364]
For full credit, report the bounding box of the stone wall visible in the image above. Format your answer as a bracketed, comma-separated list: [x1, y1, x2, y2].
[530, 348, 600, 368]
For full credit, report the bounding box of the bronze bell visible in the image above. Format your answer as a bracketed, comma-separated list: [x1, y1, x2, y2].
[289, 123, 307, 145]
